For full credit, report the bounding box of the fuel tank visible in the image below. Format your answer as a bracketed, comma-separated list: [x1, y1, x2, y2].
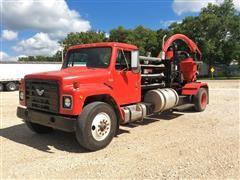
[144, 88, 179, 113]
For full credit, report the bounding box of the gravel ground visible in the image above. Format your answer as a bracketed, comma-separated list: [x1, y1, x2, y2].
[0, 80, 239, 179]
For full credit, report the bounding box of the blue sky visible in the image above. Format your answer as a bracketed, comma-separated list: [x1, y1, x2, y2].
[0, 0, 239, 61]
[68, 1, 183, 31]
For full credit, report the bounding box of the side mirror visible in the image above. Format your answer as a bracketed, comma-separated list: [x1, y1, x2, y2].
[131, 50, 140, 73]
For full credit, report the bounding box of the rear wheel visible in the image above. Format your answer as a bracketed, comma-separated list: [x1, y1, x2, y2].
[194, 88, 208, 112]
[0, 83, 3, 91]
[25, 121, 54, 134]
[6, 82, 17, 91]
[75, 102, 117, 151]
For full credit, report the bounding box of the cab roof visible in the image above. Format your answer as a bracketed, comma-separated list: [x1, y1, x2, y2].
[68, 42, 138, 51]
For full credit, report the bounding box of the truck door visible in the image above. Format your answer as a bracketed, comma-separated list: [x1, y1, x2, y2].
[113, 49, 141, 105]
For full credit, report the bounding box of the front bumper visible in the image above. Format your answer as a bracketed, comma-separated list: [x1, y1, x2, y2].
[17, 107, 77, 132]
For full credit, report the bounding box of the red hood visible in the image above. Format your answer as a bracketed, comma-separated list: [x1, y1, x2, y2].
[24, 66, 110, 83]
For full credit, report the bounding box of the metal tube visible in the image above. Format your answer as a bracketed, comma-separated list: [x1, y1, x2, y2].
[162, 35, 167, 50]
[139, 56, 162, 62]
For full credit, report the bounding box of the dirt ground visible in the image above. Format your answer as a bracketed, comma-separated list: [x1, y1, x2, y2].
[0, 80, 239, 179]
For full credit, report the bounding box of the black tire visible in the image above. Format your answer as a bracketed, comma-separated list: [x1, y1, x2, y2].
[25, 121, 54, 134]
[6, 82, 17, 91]
[194, 88, 208, 112]
[75, 102, 117, 151]
[0, 83, 3, 91]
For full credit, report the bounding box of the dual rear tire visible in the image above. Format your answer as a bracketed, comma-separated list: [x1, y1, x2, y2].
[0, 82, 18, 91]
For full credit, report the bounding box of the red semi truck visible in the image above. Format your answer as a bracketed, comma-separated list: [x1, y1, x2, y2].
[17, 34, 209, 151]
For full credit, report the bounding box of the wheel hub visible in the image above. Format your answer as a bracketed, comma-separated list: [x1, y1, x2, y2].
[91, 112, 111, 141]
[99, 120, 108, 131]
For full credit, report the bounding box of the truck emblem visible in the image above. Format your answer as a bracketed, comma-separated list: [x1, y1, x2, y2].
[36, 88, 44, 96]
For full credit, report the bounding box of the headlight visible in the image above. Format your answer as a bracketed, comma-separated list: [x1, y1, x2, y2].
[63, 96, 72, 109]
[19, 91, 24, 101]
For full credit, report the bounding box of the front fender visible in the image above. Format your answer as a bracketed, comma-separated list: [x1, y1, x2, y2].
[60, 83, 114, 116]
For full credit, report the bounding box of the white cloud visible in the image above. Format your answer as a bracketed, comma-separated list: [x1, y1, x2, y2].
[17, 55, 28, 59]
[0, 51, 9, 60]
[1, 0, 91, 39]
[13, 33, 61, 56]
[173, 0, 240, 15]
[0, 51, 17, 61]
[234, 0, 240, 11]
[1, 30, 18, 40]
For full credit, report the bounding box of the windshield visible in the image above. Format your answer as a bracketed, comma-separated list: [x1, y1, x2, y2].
[63, 47, 112, 69]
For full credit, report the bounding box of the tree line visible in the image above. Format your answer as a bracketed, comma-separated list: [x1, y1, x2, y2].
[19, 51, 62, 62]
[19, 0, 240, 66]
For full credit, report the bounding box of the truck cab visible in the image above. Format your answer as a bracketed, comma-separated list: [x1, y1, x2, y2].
[17, 35, 209, 151]
[17, 42, 143, 150]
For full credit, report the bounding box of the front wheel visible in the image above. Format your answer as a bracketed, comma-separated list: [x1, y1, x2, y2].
[75, 102, 117, 151]
[194, 88, 208, 112]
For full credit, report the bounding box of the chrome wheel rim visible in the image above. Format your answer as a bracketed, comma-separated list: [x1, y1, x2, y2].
[91, 112, 111, 141]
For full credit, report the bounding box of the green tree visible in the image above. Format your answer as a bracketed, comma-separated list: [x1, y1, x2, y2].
[109, 26, 130, 43]
[168, 0, 240, 66]
[18, 55, 61, 62]
[110, 26, 158, 56]
[131, 26, 158, 56]
[18, 0, 240, 67]
[62, 31, 108, 50]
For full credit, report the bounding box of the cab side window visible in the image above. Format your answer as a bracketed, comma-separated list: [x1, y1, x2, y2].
[115, 50, 131, 70]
